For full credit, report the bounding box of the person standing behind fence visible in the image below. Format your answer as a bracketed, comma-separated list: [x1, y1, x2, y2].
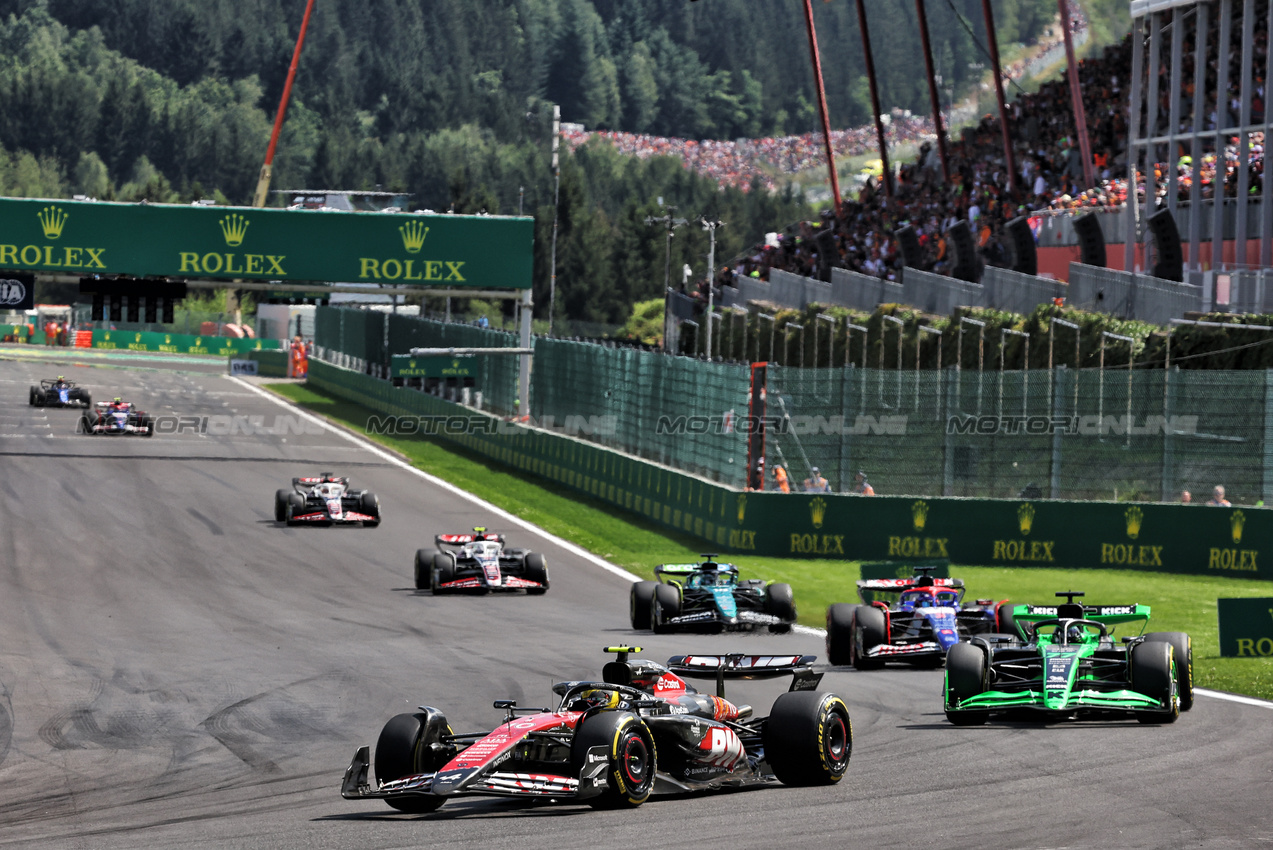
[773, 463, 790, 494]
[803, 466, 830, 493]
[1208, 486, 1231, 506]
[853, 471, 875, 495]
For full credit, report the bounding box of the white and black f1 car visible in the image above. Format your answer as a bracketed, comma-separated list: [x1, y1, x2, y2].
[30, 376, 91, 408]
[340, 646, 851, 812]
[274, 474, 381, 527]
[78, 399, 153, 436]
[414, 528, 548, 594]
[629, 557, 797, 634]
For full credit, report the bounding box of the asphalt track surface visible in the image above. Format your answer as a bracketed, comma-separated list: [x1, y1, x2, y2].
[0, 351, 1269, 850]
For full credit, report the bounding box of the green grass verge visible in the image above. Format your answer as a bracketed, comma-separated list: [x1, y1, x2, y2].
[266, 382, 1273, 701]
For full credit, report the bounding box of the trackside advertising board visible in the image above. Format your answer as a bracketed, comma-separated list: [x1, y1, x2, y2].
[1217, 597, 1273, 657]
[0, 198, 532, 289]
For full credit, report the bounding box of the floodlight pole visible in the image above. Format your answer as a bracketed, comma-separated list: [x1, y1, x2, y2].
[253, 0, 316, 207]
[702, 217, 724, 358]
[549, 104, 561, 336]
[647, 206, 687, 351]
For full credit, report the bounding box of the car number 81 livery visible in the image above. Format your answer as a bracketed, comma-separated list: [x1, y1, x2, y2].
[340, 647, 851, 813]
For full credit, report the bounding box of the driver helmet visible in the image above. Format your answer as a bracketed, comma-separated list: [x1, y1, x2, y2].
[56, 375, 65, 382]
[570, 688, 620, 711]
[1066, 624, 1086, 643]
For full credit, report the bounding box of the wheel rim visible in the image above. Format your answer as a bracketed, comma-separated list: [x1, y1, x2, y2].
[824, 713, 848, 765]
[620, 734, 649, 786]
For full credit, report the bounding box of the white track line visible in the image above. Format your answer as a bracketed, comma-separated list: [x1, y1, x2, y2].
[228, 376, 641, 583]
[1193, 687, 1273, 708]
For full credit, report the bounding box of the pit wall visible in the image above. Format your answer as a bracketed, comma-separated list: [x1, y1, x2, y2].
[308, 360, 1270, 580]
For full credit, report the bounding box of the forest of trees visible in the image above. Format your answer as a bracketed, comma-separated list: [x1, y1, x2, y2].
[0, 0, 1091, 325]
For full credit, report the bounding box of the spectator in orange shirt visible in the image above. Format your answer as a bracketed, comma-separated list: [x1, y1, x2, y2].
[772, 463, 790, 494]
[853, 470, 876, 495]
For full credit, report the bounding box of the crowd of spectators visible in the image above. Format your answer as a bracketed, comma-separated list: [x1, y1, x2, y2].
[562, 111, 935, 193]
[728, 0, 1271, 286]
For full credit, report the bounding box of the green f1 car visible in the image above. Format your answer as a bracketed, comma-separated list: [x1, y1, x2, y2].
[943, 591, 1193, 725]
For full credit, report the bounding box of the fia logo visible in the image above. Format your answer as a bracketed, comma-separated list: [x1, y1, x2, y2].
[0, 278, 27, 306]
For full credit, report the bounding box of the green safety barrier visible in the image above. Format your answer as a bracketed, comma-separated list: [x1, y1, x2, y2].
[1218, 597, 1273, 656]
[308, 360, 1273, 579]
[92, 330, 281, 355]
[0, 197, 531, 288]
[231, 349, 290, 377]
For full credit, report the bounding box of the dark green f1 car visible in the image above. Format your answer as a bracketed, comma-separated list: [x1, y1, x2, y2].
[943, 591, 1193, 725]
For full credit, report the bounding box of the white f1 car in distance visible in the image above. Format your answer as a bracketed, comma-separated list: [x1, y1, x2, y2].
[415, 527, 549, 594]
[274, 473, 381, 527]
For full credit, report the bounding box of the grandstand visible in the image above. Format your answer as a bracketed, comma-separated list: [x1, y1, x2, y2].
[721, 0, 1271, 320]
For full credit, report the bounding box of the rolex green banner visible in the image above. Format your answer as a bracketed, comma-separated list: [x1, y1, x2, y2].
[92, 330, 281, 355]
[1217, 597, 1273, 657]
[390, 354, 478, 378]
[0, 198, 532, 289]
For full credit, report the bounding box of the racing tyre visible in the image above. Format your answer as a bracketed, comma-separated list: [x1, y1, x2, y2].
[826, 604, 858, 666]
[139, 416, 154, 437]
[764, 583, 797, 633]
[374, 711, 452, 813]
[1143, 631, 1193, 711]
[944, 642, 990, 726]
[995, 601, 1017, 638]
[569, 711, 655, 809]
[414, 549, 438, 590]
[630, 581, 657, 630]
[284, 493, 305, 525]
[764, 691, 852, 786]
[274, 489, 291, 523]
[851, 606, 887, 670]
[360, 491, 381, 527]
[650, 583, 681, 634]
[28, 387, 38, 406]
[81, 392, 91, 409]
[431, 553, 456, 594]
[1131, 640, 1179, 724]
[78, 413, 94, 435]
[523, 552, 549, 594]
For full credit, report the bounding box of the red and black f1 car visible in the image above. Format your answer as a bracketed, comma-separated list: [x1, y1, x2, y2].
[340, 647, 851, 812]
[414, 527, 548, 594]
[78, 399, 153, 436]
[274, 474, 381, 527]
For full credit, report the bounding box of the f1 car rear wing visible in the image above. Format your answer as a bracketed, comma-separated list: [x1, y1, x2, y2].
[655, 560, 740, 579]
[437, 527, 505, 546]
[293, 475, 348, 486]
[1013, 603, 1151, 626]
[666, 653, 823, 698]
[1013, 592, 1151, 632]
